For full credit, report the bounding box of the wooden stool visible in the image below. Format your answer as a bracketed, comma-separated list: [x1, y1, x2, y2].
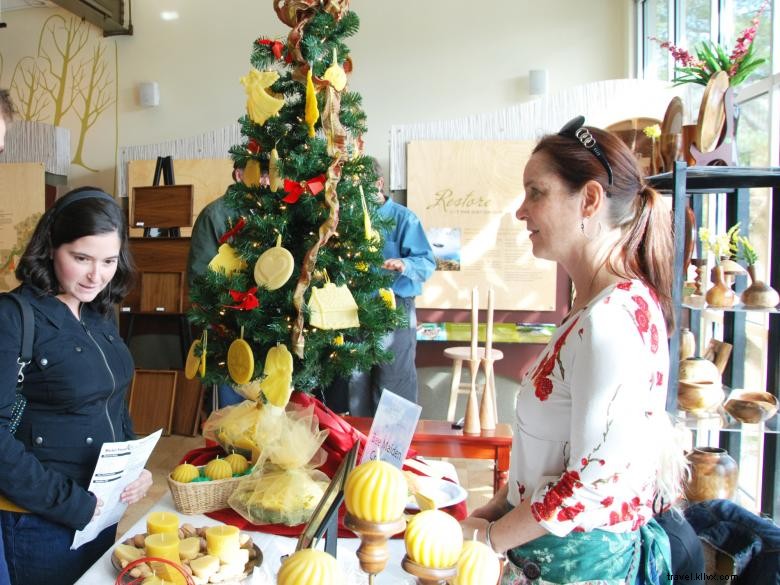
[443, 346, 504, 422]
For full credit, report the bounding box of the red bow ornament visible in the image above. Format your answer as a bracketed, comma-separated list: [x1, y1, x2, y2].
[257, 38, 285, 60]
[281, 174, 326, 204]
[227, 287, 260, 311]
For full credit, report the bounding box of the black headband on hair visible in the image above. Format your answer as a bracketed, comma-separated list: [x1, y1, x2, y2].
[54, 190, 116, 214]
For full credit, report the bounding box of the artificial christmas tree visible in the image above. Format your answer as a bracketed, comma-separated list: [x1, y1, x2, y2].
[188, 0, 403, 398]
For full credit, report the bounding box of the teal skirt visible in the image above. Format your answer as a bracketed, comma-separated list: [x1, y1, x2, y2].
[501, 519, 671, 585]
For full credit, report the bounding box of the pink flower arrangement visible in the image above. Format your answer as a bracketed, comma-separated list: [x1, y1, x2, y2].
[651, 0, 769, 87]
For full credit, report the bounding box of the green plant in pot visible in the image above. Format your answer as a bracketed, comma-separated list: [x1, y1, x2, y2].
[698, 225, 740, 307]
[735, 234, 779, 309]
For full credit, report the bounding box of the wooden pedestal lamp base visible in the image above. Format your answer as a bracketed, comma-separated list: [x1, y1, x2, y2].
[401, 555, 457, 585]
[344, 513, 407, 583]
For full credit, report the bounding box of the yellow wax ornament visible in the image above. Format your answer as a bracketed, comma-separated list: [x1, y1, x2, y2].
[344, 459, 407, 522]
[204, 458, 233, 480]
[227, 334, 254, 385]
[308, 282, 360, 330]
[240, 69, 285, 125]
[170, 463, 200, 483]
[355, 261, 368, 272]
[242, 159, 263, 188]
[258, 343, 294, 408]
[253, 235, 294, 290]
[269, 147, 283, 192]
[144, 532, 180, 562]
[322, 47, 347, 91]
[224, 452, 250, 474]
[304, 67, 319, 137]
[199, 330, 207, 378]
[359, 185, 381, 243]
[404, 509, 463, 569]
[184, 339, 203, 380]
[277, 549, 344, 585]
[205, 525, 240, 563]
[452, 540, 502, 585]
[379, 288, 396, 310]
[178, 536, 201, 561]
[146, 511, 179, 536]
[208, 243, 247, 277]
[332, 334, 344, 346]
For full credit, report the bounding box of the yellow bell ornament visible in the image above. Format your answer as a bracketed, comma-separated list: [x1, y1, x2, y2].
[242, 159, 263, 188]
[240, 69, 285, 126]
[258, 343, 294, 409]
[304, 66, 319, 137]
[253, 234, 294, 290]
[227, 327, 255, 385]
[208, 243, 247, 277]
[322, 48, 347, 92]
[269, 147, 283, 192]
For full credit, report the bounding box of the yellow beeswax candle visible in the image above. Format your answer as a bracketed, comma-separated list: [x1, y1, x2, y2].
[146, 511, 179, 535]
[205, 525, 240, 563]
[144, 532, 180, 564]
[405, 510, 463, 569]
[277, 549, 344, 585]
[141, 577, 173, 585]
[452, 540, 501, 585]
[343, 459, 408, 522]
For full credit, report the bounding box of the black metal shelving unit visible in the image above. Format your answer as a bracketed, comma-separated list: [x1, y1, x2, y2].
[647, 162, 780, 521]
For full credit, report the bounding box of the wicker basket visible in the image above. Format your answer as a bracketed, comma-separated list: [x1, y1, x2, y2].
[167, 471, 243, 515]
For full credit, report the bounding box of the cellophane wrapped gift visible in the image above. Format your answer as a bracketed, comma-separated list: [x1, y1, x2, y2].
[227, 401, 330, 526]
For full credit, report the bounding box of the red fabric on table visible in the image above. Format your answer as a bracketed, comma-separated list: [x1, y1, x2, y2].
[179, 392, 467, 537]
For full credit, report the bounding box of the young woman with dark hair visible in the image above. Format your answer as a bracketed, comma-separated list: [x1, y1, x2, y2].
[460, 117, 687, 584]
[0, 187, 152, 585]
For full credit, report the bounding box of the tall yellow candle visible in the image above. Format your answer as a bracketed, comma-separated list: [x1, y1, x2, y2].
[485, 287, 494, 355]
[205, 525, 240, 563]
[470, 287, 479, 361]
[144, 532, 180, 564]
[146, 511, 179, 535]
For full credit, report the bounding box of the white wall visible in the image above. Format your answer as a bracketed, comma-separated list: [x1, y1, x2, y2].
[0, 0, 631, 192]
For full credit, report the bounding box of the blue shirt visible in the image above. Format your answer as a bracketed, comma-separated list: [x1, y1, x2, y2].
[378, 198, 435, 298]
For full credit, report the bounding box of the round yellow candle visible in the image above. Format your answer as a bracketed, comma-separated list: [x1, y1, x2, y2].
[205, 525, 240, 563]
[344, 459, 408, 522]
[405, 510, 463, 569]
[146, 511, 179, 535]
[277, 549, 343, 585]
[452, 540, 501, 585]
[144, 532, 180, 564]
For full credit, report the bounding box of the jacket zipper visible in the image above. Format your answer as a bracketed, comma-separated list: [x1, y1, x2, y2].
[81, 313, 117, 442]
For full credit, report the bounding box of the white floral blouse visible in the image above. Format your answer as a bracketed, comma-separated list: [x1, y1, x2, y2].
[508, 279, 669, 537]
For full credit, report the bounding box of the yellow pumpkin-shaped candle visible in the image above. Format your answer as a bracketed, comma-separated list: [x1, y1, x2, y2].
[452, 540, 501, 585]
[344, 459, 407, 522]
[170, 463, 200, 483]
[224, 453, 249, 475]
[277, 549, 343, 585]
[204, 458, 233, 481]
[405, 510, 463, 569]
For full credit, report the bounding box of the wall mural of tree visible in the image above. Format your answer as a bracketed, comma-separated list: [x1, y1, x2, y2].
[2, 13, 116, 172]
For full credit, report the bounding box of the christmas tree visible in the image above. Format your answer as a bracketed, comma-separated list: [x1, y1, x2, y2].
[188, 0, 403, 397]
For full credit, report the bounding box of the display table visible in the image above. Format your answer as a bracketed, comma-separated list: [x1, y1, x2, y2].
[75, 493, 415, 584]
[344, 416, 513, 494]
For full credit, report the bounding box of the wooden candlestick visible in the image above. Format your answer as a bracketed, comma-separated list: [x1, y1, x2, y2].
[402, 555, 457, 585]
[470, 287, 479, 362]
[344, 513, 406, 579]
[463, 358, 481, 435]
[479, 288, 496, 431]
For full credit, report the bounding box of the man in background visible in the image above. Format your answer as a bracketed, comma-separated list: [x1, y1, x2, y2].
[327, 157, 436, 416]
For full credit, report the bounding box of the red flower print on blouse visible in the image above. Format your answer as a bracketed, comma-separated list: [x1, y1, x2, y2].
[650, 324, 659, 353]
[601, 496, 614, 507]
[557, 502, 585, 522]
[616, 281, 632, 291]
[656, 371, 664, 386]
[635, 308, 650, 336]
[531, 318, 579, 402]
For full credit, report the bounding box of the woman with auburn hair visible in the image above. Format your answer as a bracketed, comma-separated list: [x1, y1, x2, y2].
[460, 117, 687, 584]
[0, 188, 152, 585]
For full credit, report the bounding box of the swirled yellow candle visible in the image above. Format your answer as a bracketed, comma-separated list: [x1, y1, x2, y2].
[144, 532, 180, 563]
[146, 511, 179, 535]
[343, 459, 408, 522]
[277, 549, 344, 585]
[452, 540, 501, 585]
[405, 509, 463, 569]
[205, 525, 240, 563]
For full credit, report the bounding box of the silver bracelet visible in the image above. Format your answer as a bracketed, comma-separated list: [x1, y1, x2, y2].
[485, 521, 505, 559]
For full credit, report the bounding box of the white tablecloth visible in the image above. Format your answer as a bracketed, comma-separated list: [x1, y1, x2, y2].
[75, 492, 413, 585]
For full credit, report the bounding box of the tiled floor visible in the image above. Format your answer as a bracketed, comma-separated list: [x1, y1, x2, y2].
[117, 434, 496, 537]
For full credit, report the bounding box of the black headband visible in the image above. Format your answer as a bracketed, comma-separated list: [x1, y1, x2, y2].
[54, 189, 116, 214]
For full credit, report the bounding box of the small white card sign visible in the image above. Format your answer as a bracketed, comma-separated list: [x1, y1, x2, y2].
[360, 390, 422, 469]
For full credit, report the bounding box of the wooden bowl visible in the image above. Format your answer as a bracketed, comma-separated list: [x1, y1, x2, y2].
[677, 381, 723, 414]
[724, 391, 778, 424]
